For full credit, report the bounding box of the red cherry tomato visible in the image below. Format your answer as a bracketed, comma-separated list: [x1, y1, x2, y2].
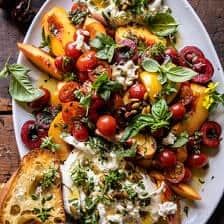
[71, 2, 87, 12]
[72, 122, 89, 141]
[96, 115, 117, 137]
[73, 29, 89, 43]
[170, 103, 186, 120]
[180, 46, 204, 64]
[165, 47, 186, 66]
[129, 83, 146, 100]
[76, 51, 98, 72]
[88, 96, 105, 123]
[187, 153, 208, 168]
[182, 167, 192, 183]
[165, 162, 185, 184]
[192, 57, 214, 84]
[65, 41, 82, 60]
[158, 150, 177, 168]
[21, 120, 48, 149]
[59, 81, 80, 103]
[55, 56, 73, 72]
[28, 88, 50, 110]
[88, 61, 112, 82]
[62, 101, 85, 125]
[200, 121, 222, 148]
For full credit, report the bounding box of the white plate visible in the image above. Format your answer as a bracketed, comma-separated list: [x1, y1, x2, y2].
[13, 0, 224, 223]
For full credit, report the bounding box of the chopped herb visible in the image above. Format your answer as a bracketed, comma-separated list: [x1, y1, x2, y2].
[115, 144, 137, 159]
[124, 184, 137, 200]
[198, 178, 205, 184]
[184, 206, 189, 217]
[150, 42, 166, 57]
[40, 166, 58, 189]
[64, 72, 78, 81]
[40, 28, 50, 49]
[90, 33, 117, 63]
[31, 194, 39, 201]
[41, 136, 59, 152]
[74, 90, 92, 110]
[33, 194, 53, 222]
[161, 81, 177, 96]
[104, 170, 125, 191]
[33, 207, 53, 222]
[69, 5, 88, 25]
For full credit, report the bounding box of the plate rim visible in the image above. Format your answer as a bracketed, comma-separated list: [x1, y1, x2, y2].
[12, 0, 224, 223]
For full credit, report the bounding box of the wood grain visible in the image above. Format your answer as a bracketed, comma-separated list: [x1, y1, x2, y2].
[0, 115, 19, 183]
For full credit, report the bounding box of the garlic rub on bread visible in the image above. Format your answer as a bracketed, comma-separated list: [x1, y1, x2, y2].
[0, 150, 65, 223]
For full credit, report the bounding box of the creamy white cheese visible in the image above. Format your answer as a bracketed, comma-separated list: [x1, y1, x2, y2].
[148, 0, 162, 10]
[112, 60, 139, 89]
[74, 30, 90, 52]
[162, 132, 177, 145]
[97, 203, 107, 224]
[158, 201, 178, 218]
[94, 152, 119, 171]
[107, 214, 123, 224]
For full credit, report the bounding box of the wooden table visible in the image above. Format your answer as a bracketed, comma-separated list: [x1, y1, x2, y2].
[0, 0, 223, 223]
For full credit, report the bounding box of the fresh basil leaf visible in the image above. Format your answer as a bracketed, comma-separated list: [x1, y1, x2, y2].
[121, 99, 171, 141]
[171, 132, 189, 148]
[142, 58, 161, 73]
[92, 73, 122, 101]
[0, 64, 43, 102]
[162, 63, 197, 83]
[148, 13, 178, 37]
[90, 33, 117, 62]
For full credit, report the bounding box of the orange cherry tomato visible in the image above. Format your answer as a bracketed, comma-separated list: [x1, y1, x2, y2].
[59, 81, 80, 103]
[62, 101, 85, 125]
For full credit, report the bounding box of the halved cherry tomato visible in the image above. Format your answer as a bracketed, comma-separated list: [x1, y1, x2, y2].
[77, 71, 89, 83]
[21, 120, 48, 149]
[129, 83, 146, 100]
[28, 88, 50, 110]
[182, 167, 192, 183]
[71, 2, 87, 12]
[59, 81, 80, 103]
[65, 41, 82, 60]
[62, 101, 85, 124]
[180, 46, 204, 64]
[165, 162, 185, 184]
[88, 95, 105, 122]
[170, 103, 186, 120]
[187, 153, 208, 168]
[192, 57, 214, 84]
[76, 51, 98, 72]
[72, 122, 89, 141]
[158, 150, 177, 168]
[96, 115, 117, 137]
[200, 121, 222, 148]
[165, 47, 186, 66]
[55, 56, 73, 73]
[88, 61, 112, 82]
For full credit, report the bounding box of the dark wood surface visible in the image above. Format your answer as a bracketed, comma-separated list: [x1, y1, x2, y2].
[0, 0, 223, 223]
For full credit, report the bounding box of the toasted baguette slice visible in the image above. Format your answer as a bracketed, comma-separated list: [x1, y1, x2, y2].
[0, 150, 66, 223]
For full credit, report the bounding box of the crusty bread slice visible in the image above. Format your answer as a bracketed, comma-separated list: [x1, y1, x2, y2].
[0, 149, 66, 223]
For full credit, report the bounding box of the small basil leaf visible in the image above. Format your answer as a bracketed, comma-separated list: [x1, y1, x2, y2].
[142, 58, 161, 73]
[149, 13, 178, 37]
[171, 132, 189, 148]
[163, 65, 197, 83]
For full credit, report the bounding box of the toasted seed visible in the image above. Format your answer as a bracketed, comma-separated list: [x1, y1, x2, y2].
[132, 102, 141, 109]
